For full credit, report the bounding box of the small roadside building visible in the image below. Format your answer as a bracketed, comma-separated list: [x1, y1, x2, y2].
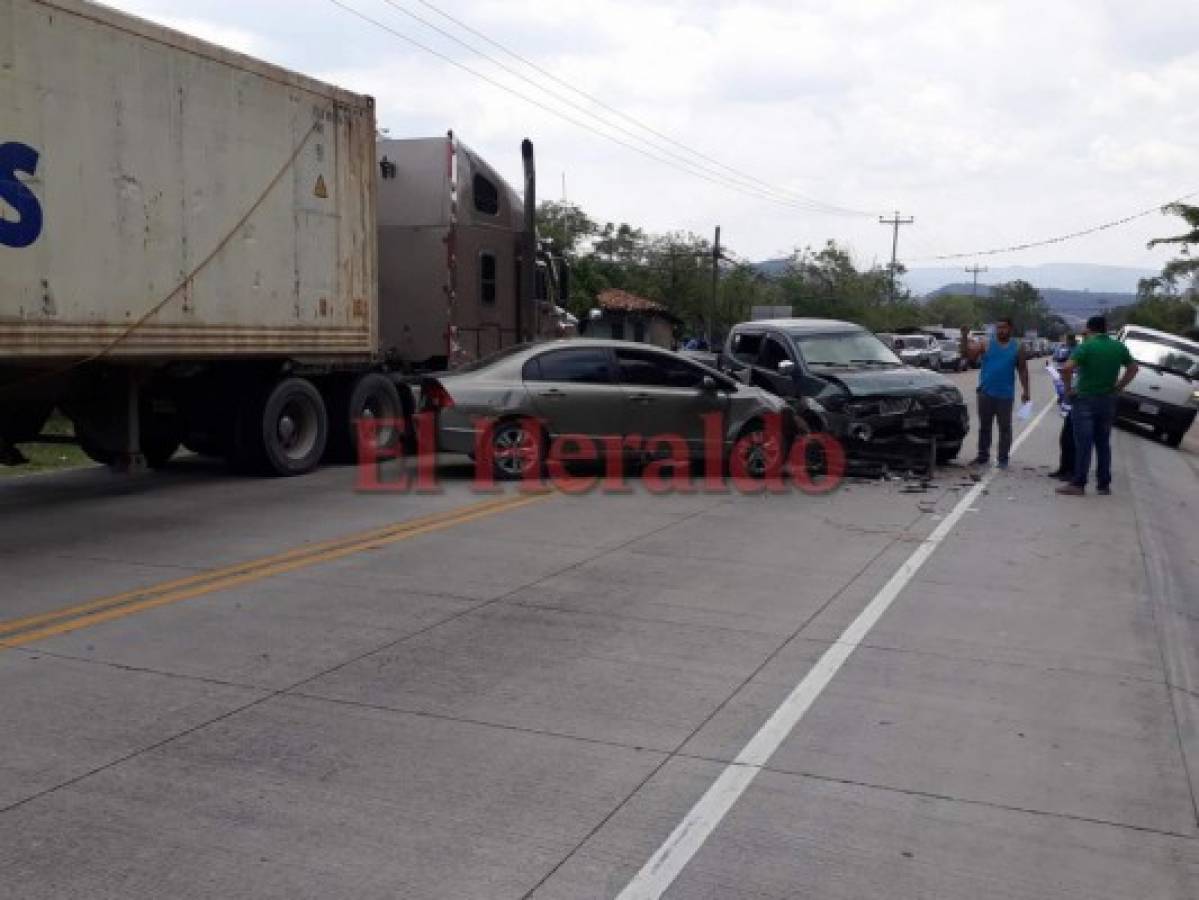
[581, 289, 681, 349]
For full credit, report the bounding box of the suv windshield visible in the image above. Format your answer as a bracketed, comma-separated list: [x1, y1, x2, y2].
[1124, 333, 1199, 379]
[788, 330, 901, 367]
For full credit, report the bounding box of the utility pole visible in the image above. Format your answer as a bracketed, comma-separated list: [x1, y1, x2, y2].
[709, 226, 721, 346]
[965, 264, 988, 297]
[879, 211, 914, 301]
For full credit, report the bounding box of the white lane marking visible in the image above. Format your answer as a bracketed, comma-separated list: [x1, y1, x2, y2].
[617, 401, 1056, 900]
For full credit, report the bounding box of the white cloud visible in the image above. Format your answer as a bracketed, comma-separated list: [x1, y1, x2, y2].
[94, 0, 1199, 272]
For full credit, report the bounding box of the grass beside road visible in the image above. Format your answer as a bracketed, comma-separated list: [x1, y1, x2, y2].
[1, 414, 93, 478]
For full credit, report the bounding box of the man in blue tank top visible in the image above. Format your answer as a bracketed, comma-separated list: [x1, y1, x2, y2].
[960, 318, 1030, 469]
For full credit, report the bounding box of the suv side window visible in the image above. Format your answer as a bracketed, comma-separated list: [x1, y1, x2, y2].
[758, 335, 793, 371]
[730, 331, 762, 364]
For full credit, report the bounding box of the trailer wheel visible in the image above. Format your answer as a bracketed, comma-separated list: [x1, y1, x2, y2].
[329, 373, 403, 462]
[237, 377, 328, 476]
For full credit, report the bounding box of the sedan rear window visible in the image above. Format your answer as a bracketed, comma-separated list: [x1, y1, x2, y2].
[525, 348, 613, 384]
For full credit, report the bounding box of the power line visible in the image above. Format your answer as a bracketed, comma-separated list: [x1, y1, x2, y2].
[879, 210, 913, 301]
[964, 264, 988, 296]
[407, 0, 874, 218]
[913, 189, 1199, 262]
[375, 0, 847, 215]
[324, 0, 874, 218]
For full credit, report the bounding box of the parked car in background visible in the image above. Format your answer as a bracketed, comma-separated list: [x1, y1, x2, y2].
[890, 334, 939, 369]
[937, 339, 966, 372]
[420, 340, 798, 478]
[1114, 325, 1199, 447]
[721, 319, 969, 464]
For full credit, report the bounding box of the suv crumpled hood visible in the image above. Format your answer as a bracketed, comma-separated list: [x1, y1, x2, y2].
[816, 367, 951, 397]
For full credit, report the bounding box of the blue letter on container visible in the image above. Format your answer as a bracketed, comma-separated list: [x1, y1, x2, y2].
[0, 142, 44, 249]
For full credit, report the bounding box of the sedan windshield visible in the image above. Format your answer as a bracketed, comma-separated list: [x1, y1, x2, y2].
[1125, 335, 1199, 379]
[789, 330, 902, 367]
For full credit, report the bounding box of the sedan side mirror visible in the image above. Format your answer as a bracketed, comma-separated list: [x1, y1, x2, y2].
[777, 359, 796, 375]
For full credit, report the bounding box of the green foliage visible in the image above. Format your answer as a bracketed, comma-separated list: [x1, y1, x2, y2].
[1117, 203, 1199, 336]
[774, 241, 923, 332]
[981, 280, 1052, 334]
[921, 293, 983, 328]
[1110, 295, 1197, 336]
[536, 201, 597, 257]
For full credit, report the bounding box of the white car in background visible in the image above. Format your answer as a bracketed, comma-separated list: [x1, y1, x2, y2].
[891, 334, 939, 369]
[1115, 325, 1199, 447]
[937, 339, 966, 372]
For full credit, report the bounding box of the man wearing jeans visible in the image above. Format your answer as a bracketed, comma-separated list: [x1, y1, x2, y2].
[960, 318, 1030, 470]
[1056, 316, 1139, 496]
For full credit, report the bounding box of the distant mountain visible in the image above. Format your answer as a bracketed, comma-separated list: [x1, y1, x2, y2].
[928, 282, 1134, 320]
[752, 260, 1157, 296]
[902, 263, 1156, 296]
[753, 258, 790, 278]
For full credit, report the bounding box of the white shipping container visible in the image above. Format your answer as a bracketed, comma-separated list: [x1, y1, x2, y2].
[0, 0, 378, 360]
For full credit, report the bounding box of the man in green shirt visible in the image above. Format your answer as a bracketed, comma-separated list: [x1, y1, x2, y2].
[1056, 316, 1139, 496]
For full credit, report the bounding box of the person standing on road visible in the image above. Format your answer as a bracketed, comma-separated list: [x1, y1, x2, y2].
[960, 318, 1031, 470]
[1047, 332, 1078, 479]
[1056, 316, 1139, 496]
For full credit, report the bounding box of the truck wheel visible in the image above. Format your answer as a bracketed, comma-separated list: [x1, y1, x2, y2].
[237, 377, 328, 476]
[329, 373, 404, 462]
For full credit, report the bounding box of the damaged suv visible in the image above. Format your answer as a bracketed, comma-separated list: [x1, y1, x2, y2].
[721, 318, 970, 464]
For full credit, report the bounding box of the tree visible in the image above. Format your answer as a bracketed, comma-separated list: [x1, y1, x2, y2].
[1146, 202, 1199, 295]
[983, 280, 1051, 334]
[921, 293, 983, 328]
[773, 241, 922, 332]
[536, 201, 596, 257]
[1124, 202, 1199, 335]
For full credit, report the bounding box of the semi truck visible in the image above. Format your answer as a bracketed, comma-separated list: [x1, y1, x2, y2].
[0, 0, 569, 475]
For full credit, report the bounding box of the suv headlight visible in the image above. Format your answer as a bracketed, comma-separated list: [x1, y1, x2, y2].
[938, 385, 964, 404]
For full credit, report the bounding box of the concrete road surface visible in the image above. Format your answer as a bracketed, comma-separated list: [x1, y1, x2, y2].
[1, 369, 1197, 898]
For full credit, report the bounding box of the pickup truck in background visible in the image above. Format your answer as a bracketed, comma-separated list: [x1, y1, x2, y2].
[1, 0, 569, 475]
[1115, 325, 1199, 448]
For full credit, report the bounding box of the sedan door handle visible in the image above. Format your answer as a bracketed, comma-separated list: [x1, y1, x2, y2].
[539, 389, 566, 399]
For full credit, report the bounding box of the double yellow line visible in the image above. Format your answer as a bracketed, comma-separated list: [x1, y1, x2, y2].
[0, 491, 550, 648]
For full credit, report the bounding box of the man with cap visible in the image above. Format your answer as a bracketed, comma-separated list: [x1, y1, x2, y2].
[1056, 316, 1139, 496]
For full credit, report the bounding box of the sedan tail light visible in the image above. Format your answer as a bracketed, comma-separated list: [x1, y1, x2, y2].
[422, 379, 455, 410]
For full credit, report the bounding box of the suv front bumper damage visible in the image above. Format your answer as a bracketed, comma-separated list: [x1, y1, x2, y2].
[818, 393, 969, 460]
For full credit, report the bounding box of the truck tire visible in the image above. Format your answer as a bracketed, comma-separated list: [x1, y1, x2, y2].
[236, 377, 328, 476]
[328, 373, 404, 462]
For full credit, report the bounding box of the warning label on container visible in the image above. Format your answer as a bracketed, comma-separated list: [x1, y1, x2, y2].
[314, 175, 328, 199]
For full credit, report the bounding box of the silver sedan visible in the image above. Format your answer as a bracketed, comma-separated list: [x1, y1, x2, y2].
[419, 340, 799, 479]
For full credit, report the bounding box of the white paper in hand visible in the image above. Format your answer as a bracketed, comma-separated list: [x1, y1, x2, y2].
[1016, 400, 1034, 421]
